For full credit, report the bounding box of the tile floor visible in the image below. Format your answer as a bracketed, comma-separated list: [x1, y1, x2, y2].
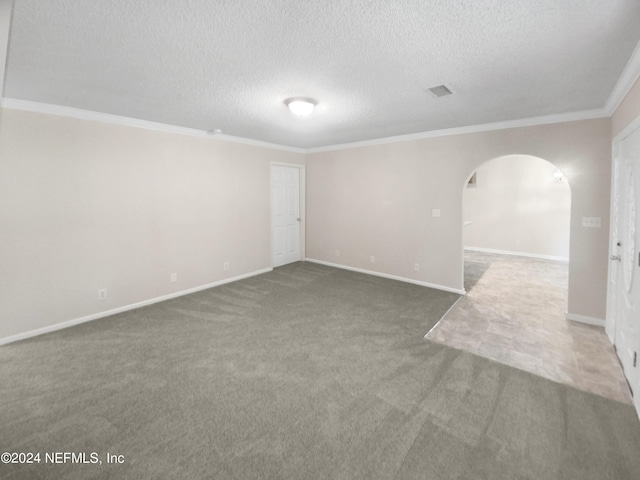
[427, 250, 632, 404]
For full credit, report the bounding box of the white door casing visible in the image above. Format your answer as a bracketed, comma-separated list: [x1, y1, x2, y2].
[608, 121, 640, 414]
[271, 165, 301, 267]
[606, 157, 620, 343]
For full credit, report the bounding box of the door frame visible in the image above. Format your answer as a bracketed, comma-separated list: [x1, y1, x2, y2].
[270, 162, 306, 267]
[606, 144, 622, 344]
[607, 113, 640, 416]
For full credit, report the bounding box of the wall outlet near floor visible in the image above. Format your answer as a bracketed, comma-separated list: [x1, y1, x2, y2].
[413, 263, 420, 272]
[432, 209, 441, 217]
[223, 262, 230, 271]
[98, 288, 107, 300]
[170, 273, 177, 283]
[335, 250, 340, 257]
[515, 239, 521, 246]
[582, 217, 601, 228]
[370, 255, 376, 264]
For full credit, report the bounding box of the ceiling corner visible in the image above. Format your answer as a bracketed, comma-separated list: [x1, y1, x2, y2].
[604, 38, 640, 116]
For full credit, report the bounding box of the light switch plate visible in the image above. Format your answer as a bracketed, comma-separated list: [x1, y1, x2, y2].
[582, 217, 601, 228]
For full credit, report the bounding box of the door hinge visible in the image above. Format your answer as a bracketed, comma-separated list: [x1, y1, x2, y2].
[634, 352, 637, 368]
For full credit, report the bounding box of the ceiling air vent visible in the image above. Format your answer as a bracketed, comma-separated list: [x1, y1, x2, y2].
[427, 84, 453, 98]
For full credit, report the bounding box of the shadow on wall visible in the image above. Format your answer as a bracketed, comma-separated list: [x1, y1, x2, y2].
[463, 154, 572, 261]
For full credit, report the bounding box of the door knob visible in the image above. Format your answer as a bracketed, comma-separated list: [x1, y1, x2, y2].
[610, 255, 621, 261]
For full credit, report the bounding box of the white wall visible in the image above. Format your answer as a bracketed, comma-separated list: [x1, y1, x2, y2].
[464, 155, 571, 260]
[306, 118, 611, 322]
[0, 109, 304, 341]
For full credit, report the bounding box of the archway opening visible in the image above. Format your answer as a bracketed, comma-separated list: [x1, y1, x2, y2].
[429, 155, 631, 403]
[462, 154, 571, 292]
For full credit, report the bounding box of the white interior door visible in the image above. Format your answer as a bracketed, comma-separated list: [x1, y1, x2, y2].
[271, 165, 301, 267]
[611, 123, 640, 412]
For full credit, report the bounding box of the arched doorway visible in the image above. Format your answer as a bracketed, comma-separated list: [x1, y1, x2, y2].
[427, 155, 631, 403]
[462, 154, 571, 291]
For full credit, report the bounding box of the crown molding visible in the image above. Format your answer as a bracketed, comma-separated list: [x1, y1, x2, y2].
[2, 81, 632, 156]
[1, 98, 306, 154]
[305, 108, 608, 153]
[604, 38, 640, 115]
[3, 40, 639, 155]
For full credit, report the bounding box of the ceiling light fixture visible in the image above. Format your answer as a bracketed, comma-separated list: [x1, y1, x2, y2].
[285, 97, 317, 116]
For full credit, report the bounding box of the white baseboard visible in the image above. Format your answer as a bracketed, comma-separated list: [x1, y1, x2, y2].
[0, 267, 273, 346]
[566, 313, 606, 328]
[464, 246, 569, 262]
[305, 258, 465, 295]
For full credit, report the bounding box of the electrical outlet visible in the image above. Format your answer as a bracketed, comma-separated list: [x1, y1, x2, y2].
[370, 255, 376, 263]
[515, 239, 521, 246]
[223, 262, 230, 271]
[98, 289, 107, 300]
[335, 250, 340, 257]
[582, 217, 601, 228]
[432, 209, 441, 217]
[170, 273, 177, 283]
[413, 263, 420, 272]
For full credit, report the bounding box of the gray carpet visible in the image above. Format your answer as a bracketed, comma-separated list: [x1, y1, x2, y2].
[1, 262, 639, 479]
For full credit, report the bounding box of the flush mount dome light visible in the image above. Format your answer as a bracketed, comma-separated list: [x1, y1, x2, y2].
[285, 97, 317, 116]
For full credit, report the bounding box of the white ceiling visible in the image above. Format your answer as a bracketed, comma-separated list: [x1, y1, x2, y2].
[5, 0, 640, 149]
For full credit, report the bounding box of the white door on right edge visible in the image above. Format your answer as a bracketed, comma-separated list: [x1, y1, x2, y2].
[613, 123, 640, 410]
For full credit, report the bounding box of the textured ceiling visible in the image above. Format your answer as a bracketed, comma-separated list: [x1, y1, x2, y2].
[5, 0, 640, 149]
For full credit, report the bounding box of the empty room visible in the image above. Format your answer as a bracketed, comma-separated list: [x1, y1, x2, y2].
[2, 1, 640, 479]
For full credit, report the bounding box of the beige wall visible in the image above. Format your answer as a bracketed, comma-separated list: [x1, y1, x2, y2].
[2, 93, 629, 341]
[464, 155, 571, 260]
[613, 76, 640, 138]
[306, 118, 611, 320]
[0, 109, 304, 340]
